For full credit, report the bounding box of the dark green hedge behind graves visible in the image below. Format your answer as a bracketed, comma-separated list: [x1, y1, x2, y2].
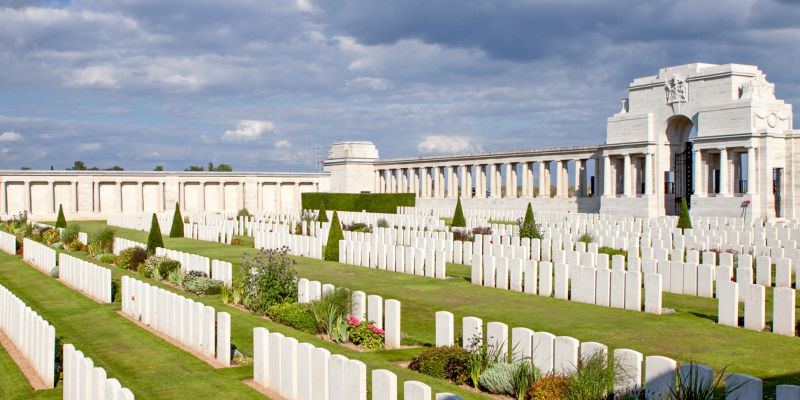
[302, 193, 415, 214]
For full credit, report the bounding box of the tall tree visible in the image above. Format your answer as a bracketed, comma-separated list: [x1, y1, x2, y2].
[317, 201, 329, 223]
[324, 211, 343, 262]
[523, 202, 534, 227]
[677, 198, 692, 231]
[55, 204, 66, 228]
[169, 202, 184, 238]
[146, 213, 164, 256]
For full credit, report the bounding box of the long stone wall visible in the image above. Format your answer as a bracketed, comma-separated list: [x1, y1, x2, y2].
[0, 171, 329, 220]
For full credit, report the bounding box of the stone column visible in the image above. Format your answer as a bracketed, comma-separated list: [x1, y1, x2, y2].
[48, 181, 55, 213]
[459, 165, 467, 198]
[693, 149, 704, 196]
[438, 167, 446, 197]
[239, 181, 245, 211]
[623, 154, 632, 197]
[401, 168, 408, 193]
[504, 163, 515, 198]
[117, 181, 123, 212]
[477, 164, 486, 198]
[644, 153, 653, 195]
[574, 159, 583, 197]
[374, 170, 381, 194]
[446, 166, 456, 198]
[412, 168, 419, 196]
[719, 148, 729, 196]
[537, 161, 547, 197]
[603, 156, 611, 197]
[747, 146, 757, 195]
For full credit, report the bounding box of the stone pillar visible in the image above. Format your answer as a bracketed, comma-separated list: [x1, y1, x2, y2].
[644, 153, 653, 195]
[537, 161, 547, 197]
[574, 160, 583, 197]
[117, 181, 123, 212]
[719, 148, 729, 196]
[693, 149, 704, 196]
[495, 164, 503, 198]
[446, 166, 456, 198]
[71, 181, 79, 212]
[421, 168, 429, 197]
[438, 167, 446, 197]
[48, 180, 55, 213]
[505, 163, 516, 198]
[476, 164, 486, 198]
[412, 168, 419, 196]
[603, 156, 611, 197]
[487, 163, 496, 198]
[623, 154, 632, 197]
[459, 166, 467, 198]
[747, 147, 756, 195]
[374, 170, 381, 194]
[401, 168, 408, 193]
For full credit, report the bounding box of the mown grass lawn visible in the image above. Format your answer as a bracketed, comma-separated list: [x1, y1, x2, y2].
[68, 220, 800, 395]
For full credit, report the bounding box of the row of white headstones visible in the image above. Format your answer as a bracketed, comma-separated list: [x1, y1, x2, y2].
[254, 228, 324, 259]
[120, 275, 231, 366]
[434, 311, 800, 400]
[0, 230, 15, 254]
[251, 327, 463, 400]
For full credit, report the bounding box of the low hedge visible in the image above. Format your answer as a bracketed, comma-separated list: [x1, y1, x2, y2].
[265, 302, 318, 334]
[301, 193, 415, 214]
[408, 346, 471, 385]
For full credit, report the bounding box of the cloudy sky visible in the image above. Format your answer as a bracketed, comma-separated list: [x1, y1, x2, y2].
[0, 0, 798, 171]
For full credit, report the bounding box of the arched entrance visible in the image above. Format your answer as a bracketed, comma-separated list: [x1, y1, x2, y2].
[664, 115, 694, 215]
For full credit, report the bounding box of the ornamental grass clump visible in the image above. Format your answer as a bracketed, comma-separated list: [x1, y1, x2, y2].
[565, 353, 615, 400]
[669, 363, 741, 400]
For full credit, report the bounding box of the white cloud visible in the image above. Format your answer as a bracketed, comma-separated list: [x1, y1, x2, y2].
[346, 77, 393, 91]
[0, 131, 22, 141]
[222, 120, 275, 141]
[417, 135, 481, 154]
[296, 0, 317, 13]
[274, 140, 291, 149]
[69, 65, 120, 88]
[77, 142, 103, 151]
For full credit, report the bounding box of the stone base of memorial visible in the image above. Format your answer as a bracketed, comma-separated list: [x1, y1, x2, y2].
[116, 310, 235, 369]
[0, 329, 50, 391]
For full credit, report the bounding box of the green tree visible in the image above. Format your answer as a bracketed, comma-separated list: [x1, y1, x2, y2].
[677, 198, 692, 231]
[67, 161, 87, 171]
[55, 204, 66, 228]
[324, 211, 343, 262]
[185, 165, 204, 171]
[523, 202, 534, 226]
[146, 213, 164, 256]
[317, 201, 329, 223]
[169, 203, 184, 238]
[451, 197, 466, 227]
[154, 165, 164, 171]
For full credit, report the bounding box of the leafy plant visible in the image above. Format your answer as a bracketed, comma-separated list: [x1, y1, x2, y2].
[98, 254, 116, 264]
[669, 363, 741, 400]
[512, 361, 539, 400]
[220, 284, 231, 304]
[309, 287, 352, 335]
[111, 278, 121, 302]
[240, 248, 299, 314]
[55, 204, 66, 228]
[168, 268, 185, 286]
[62, 224, 80, 245]
[344, 222, 371, 233]
[231, 238, 242, 246]
[472, 226, 492, 236]
[183, 272, 223, 295]
[317, 201, 328, 223]
[118, 247, 147, 270]
[146, 214, 164, 256]
[67, 240, 84, 252]
[451, 197, 466, 228]
[598, 247, 627, 259]
[517, 203, 543, 240]
[376, 218, 389, 228]
[144, 256, 180, 280]
[237, 208, 251, 218]
[324, 211, 343, 262]
[91, 227, 115, 254]
[566, 353, 614, 400]
[467, 335, 506, 388]
[347, 317, 385, 350]
[409, 346, 471, 385]
[43, 229, 60, 245]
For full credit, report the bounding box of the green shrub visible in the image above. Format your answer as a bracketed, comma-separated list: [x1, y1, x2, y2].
[144, 256, 180, 280]
[527, 375, 569, 400]
[55, 204, 66, 228]
[348, 318, 385, 351]
[301, 193, 415, 214]
[479, 362, 516, 395]
[677, 197, 692, 231]
[111, 278, 121, 302]
[68, 240, 84, 251]
[118, 247, 147, 270]
[240, 248, 299, 314]
[451, 197, 466, 228]
[597, 247, 627, 259]
[518, 203, 543, 240]
[183, 271, 223, 295]
[409, 346, 471, 385]
[231, 238, 242, 246]
[146, 214, 164, 256]
[565, 353, 614, 400]
[92, 227, 115, 253]
[343, 222, 371, 233]
[137, 263, 150, 278]
[513, 362, 539, 400]
[376, 218, 389, 228]
[49, 266, 59, 278]
[266, 302, 317, 334]
[43, 229, 60, 245]
[324, 212, 343, 262]
[237, 208, 251, 218]
[578, 233, 594, 244]
[98, 254, 116, 264]
[62, 224, 80, 245]
[317, 201, 328, 223]
[170, 203, 184, 238]
[168, 268, 185, 286]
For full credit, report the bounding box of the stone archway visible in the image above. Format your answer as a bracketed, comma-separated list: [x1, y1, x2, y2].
[664, 115, 694, 215]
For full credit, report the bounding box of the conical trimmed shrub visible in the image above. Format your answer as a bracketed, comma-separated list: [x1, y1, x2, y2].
[324, 211, 343, 262]
[169, 202, 184, 238]
[318, 201, 329, 223]
[147, 213, 164, 256]
[451, 197, 466, 228]
[55, 204, 66, 228]
[677, 198, 692, 231]
[523, 202, 534, 227]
